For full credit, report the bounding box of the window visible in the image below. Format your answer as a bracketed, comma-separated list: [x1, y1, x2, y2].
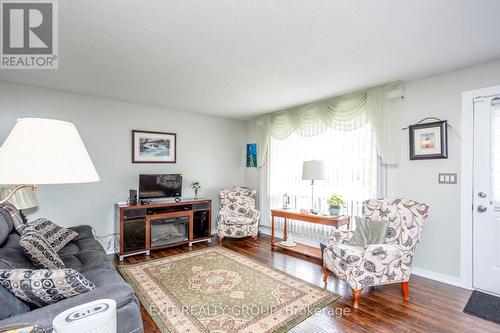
[267, 122, 378, 240]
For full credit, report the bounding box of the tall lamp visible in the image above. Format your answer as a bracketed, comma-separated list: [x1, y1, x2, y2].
[0, 118, 100, 205]
[302, 160, 325, 213]
[0, 187, 38, 222]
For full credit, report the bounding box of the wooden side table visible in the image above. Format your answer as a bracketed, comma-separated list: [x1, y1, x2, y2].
[270, 209, 350, 260]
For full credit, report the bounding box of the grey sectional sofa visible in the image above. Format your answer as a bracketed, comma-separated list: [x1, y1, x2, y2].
[0, 216, 143, 333]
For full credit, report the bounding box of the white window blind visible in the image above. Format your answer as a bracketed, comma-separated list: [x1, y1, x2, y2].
[267, 122, 378, 241]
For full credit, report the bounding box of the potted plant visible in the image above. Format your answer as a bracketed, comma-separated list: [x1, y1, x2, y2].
[190, 181, 201, 199]
[327, 195, 344, 216]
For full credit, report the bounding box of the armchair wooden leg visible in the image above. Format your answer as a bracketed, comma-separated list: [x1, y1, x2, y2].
[322, 265, 329, 288]
[251, 235, 258, 247]
[218, 236, 224, 246]
[351, 288, 363, 309]
[401, 281, 410, 301]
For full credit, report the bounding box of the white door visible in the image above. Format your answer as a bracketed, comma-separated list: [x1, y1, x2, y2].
[473, 94, 500, 295]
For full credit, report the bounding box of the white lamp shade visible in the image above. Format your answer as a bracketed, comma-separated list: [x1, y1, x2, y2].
[0, 118, 100, 185]
[302, 160, 326, 180]
[0, 187, 38, 210]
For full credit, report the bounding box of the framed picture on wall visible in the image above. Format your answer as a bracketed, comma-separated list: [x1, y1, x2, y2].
[246, 143, 257, 167]
[409, 120, 448, 160]
[132, 130, 177, 163]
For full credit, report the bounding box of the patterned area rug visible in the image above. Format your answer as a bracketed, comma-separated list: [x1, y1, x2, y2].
[118, 247, 339, 333]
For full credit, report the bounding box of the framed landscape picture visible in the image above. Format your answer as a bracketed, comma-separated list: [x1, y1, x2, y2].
[132, 130, 176, 163]
[409, 120, 448, 160]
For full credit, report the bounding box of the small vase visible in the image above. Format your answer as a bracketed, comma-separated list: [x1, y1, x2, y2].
[329, 207, 340, 216]
[194, 189, 198, 199]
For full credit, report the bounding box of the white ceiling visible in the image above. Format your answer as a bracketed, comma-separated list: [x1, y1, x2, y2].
[1, 0, 500, 120]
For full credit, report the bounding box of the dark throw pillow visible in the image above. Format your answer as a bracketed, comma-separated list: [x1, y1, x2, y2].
[0, 269, 96, 307]
[348, 216, 389, 247]
[19, 227, 65, 269]
[0, 203, 24, 234]
[28, 218, 78, 252]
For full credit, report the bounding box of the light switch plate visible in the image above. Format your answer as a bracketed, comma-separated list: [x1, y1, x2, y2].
[438, 173, 457, 184]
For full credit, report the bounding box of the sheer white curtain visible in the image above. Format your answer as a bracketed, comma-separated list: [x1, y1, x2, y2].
[265, 121, 378, 241]
[256, 82, 402, 242]
[256, 83, 403, 167]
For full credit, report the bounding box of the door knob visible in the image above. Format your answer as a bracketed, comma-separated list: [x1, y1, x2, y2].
[477, 205, 487, 213]
[477, 192, 487, 198]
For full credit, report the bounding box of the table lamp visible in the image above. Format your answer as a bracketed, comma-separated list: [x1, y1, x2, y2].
[0, 186, 38, 222]
[0, 118, 100, 206]
[302, 160, 325, 213]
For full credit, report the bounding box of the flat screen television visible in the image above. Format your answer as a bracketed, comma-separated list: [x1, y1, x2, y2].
[139, 174, 182, 199]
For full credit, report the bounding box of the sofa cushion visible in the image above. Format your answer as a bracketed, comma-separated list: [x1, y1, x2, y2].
[0, 203, 24, 234]
[0, 208, 13, 247]
[58, 238, 105, 257]
[68, 225, 94, 241]
[0, 231, 21, 250]
[28, 218, 78, 252]
[0, 268, 96, 307]
[84, 269, 129, 288]
[57, 236, 112, 272]
[60, 250, 114, 272]
[0, 233, 37, 270]
[19, 228, 65, 269]
[0, 250, 36, 270]
[0, 284, 30, 320]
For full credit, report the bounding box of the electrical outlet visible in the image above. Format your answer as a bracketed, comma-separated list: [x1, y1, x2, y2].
[438, 173, 457, 184]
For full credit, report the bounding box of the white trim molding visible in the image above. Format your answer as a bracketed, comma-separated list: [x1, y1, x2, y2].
[259, 226, 324, 249]
[460, 85, 500, 290]
[411, 267, 462, 288]
[259, 226, 464, 288]
[259, 226, 462, 287]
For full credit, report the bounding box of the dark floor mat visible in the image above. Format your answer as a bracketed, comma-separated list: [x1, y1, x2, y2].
[463, 290, 500, 325]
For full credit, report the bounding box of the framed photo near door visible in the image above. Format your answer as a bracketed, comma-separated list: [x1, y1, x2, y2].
[409, 120, 448, 160]
[132, 130, 177, 163]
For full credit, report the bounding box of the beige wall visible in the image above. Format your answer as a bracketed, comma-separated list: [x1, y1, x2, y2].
[0, 81, 246, 250]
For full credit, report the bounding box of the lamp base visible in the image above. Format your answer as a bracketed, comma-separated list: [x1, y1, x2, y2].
[19, 210, 28, 224]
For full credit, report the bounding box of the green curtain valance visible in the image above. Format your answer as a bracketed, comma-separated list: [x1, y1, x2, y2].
[256, 82, 403, 166]
[271, 90, 368, 139]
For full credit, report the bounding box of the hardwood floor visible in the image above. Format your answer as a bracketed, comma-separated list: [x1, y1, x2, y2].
[116, 235, 499, 333]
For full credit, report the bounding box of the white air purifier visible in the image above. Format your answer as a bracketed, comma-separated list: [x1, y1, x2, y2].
[52, 299, 116, 333]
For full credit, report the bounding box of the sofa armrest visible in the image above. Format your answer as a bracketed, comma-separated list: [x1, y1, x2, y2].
[0, 281, 137, 331]
[68, 225, 94, 241]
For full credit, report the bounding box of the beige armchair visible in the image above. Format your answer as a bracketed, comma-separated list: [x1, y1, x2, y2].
[217, 187, 260, 245]
[323, 198, 429, 308]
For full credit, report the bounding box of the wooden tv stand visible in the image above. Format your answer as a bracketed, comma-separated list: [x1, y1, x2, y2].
[115, 198, 212, 261]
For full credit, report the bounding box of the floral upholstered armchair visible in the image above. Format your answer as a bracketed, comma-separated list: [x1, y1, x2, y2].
[217, 187, 260, 245]
[323, 198, 429, 308]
